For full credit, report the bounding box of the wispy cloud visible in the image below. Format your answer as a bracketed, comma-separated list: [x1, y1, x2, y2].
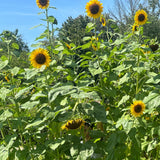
[0, 11, 38, 16]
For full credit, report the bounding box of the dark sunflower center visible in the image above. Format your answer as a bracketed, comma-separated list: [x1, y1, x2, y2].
[35, 53, 46, 64]
[89, 4, 99, 14]
[39, 0, 47, 6]
[67, 120, 82, 129]
[149, 44, 159, 52]
[134, 105, 142, 113]
[138, 14, 145, 21]
[102, 18, 104, 24]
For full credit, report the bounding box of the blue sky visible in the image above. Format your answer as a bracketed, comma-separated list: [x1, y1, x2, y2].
[0, 0, 114, 50]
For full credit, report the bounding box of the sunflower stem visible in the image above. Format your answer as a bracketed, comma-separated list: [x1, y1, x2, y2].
[7, 43, 10, 64]
[136, 51, 140, 94]
[45, 9, 53, 58]
[0, 129, 6, 145]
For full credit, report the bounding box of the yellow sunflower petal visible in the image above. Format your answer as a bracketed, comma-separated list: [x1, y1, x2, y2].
[86, 0, 103, 19]
[134, 10, 147, 25]
[61, 119, 85, 130]
[36, 0, 49, 9]
[30, 48, 51, 69]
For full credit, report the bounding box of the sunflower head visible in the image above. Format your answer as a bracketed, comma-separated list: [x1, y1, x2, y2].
[100, 16, 106, 26]
[5, 75, 10, 82]
[36, 0, 49, 9]
[130, 100, 145, 117]
[30, 48, 51, 69]
[61, 119, 85, 130]
[132, 23, 139, 32]
[149, 44, 159, 52]
[134, 10, 147, 25]
[86, 0, 103, 19]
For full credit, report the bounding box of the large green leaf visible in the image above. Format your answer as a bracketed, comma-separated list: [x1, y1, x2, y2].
[118, 95, 130, 107]
[118, 73, 130, 85]
[146, 74, 160, 84]
[24, 68, 39, 79]
[21, 101, 40, 110]
[0, 60, 8, 70]
[48, 139, 65, 150]
[25, 118, 45, 129]
[0, 87, 11, 101]
[15, 85, 34, 99]
[48, 85, 76, 103]
[0, 109, 13, 121]
[11, 42, 19, 50]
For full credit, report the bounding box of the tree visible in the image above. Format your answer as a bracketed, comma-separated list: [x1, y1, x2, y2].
[108, 0, 160, 42]
[0, 29, 30, 68]
[143, 0, 160, 42]
[58, 14, 118, 47]
[109, 0, 143, 33]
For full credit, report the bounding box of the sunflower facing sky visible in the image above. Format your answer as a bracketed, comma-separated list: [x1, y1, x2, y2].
[86, 0, 103, 19]
[30, 48, 51, 69]
[130, 100, 145, 117]
[134, 10, 147, 25]
[36, 0, 49, 9]
[61, 119, 85, 130]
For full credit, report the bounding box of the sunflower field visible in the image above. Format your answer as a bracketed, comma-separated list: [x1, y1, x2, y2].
[0, 0, 160, 160]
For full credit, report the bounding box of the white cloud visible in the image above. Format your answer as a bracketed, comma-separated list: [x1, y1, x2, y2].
[0, 11, 38, 16]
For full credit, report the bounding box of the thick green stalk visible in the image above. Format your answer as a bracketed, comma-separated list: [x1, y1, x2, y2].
[136, 51, 140, 94]
[7, 43, 10, 63]
[1, 129, 6, 145]
[45, 9, 51, 44]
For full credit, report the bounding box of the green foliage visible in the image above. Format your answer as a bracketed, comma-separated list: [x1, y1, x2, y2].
[0, 29, 30, 68]
[0, 2, 160, 160]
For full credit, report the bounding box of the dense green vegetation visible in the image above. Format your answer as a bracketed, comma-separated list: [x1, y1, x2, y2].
[0, 0, 160, 159]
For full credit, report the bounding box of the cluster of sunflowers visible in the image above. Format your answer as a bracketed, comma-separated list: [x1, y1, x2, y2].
[31, 0, 154, 131]
[132, 9, 148, 32]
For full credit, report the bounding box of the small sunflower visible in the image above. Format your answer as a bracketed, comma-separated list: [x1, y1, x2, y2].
[92, 43, 99, 51]
[134, 10, 147, 25]
[100, 16, 106, 26]
[132, 23, 139, 32]
[30, 48, 51, 69]
[36, 0, 49, 9]
[86, 0, 103, 19]
[65, 42, 71, 49]
[130, 100, 145, 117]
[61, 119, 85, 130]
[5, 75, 9, 82]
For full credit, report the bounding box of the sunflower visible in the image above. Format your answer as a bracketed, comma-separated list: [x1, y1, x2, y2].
[132, 23, 139, 32]
[92, 43, 98, 51]
[5, 75, 9, 82]
[100, 16, 106, 26]
[61, 119, 85, 130]
[130, 100, 145, 117]
[36, 0, 49, 9]
[65, 42, 71, 49]
[86, 0, 103, 19]
[149, 44, 159, 52]
[30, 48, 51, 69]
[134, 10, 147, 25]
